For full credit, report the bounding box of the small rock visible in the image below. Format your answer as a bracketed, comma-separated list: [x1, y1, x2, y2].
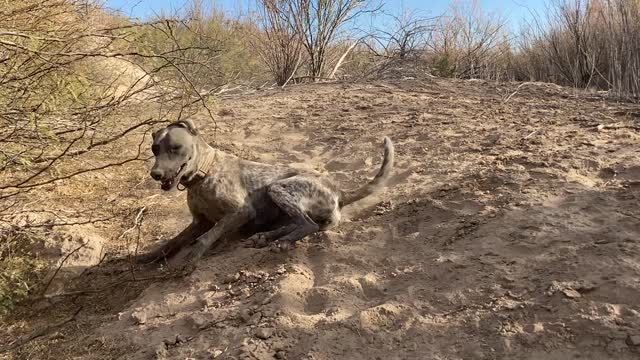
[50, 331, 65, 340]
[163, 334, 185, 347]
[249, 312, 262, 325]
[607, 339, 628, 353]
[155, 344, 169, 359]
[254, 327, 275, 340]
[163, 338, 176, 347]
[209, 349, 223, 358]
[205, 299, 221, 309]
[224, 273, 241, 284]
[626, 335, 640, 347]
[188, 314, 209, 329]
[561, 288, 582, 299]
[240, 308, 253, 323]
[275, 350, 287, 359]
[237, 344, 252, 355]
[131, 311, 147, 325]
[176, 334, 187, 344]
[229, 287, 242, 296]
[241, 288, 252, 298]
[261, 294, 274, 305]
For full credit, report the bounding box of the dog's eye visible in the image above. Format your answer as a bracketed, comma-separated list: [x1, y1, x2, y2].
[151, 144, 159, 155]
[170, 145, 182, 153]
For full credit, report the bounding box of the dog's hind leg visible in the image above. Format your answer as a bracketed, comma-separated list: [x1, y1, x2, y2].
[265, 180, 324, 251]
[135, 219, 213, 264]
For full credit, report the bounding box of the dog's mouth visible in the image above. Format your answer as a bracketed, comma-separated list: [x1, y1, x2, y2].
[160, 162, 187, 191]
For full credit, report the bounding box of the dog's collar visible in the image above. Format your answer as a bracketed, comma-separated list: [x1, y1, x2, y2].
[197, 149, 216, 177]
[177, 146, 216, 191]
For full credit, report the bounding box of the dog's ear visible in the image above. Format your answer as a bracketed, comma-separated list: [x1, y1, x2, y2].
[152, 130, 158, 140]
[171, 119, 199, 136]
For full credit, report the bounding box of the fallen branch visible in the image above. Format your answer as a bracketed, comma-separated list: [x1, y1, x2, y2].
[523, 129, 540, 139]
[502, 82, 530, 104]
[118, 206, 146, 240]
[329, 40, 360, 79]
[40, 272, 190, 300]
[282, 51, 304, 89]
[40, 241, 88, 296]
[588, 123, 640, 131]
[1, 306, 82, 352]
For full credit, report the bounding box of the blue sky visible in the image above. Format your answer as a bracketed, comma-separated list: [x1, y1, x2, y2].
[104, 0, 546, 30]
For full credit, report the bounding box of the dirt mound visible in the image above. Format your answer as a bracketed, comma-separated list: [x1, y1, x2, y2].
[2, 77, 640, 359]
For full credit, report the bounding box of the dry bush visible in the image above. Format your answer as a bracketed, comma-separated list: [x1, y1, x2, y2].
[251, 0, 304, 86]
[420, 0, 509, 80]
[257, 0, 376, 80]
[368, 9, 434, 60]
[0, 0, 227, 310]
[0, 228, 49, 315]
[340, 9, 436, 80]
[128, 0, 265, 89]
[518, 0, 640, 98]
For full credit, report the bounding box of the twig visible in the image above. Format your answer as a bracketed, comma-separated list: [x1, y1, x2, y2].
[118, 206, 146, 240]
[523, 129, 540, 139]
[1, 306, 82, 352]
[40, 241, 88, 295]
[503, 82, 529, 103]
[282, 51, 304, 89]
[329, 40, 360, 79]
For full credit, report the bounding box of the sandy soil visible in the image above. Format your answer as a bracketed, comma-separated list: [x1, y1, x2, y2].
[2, 76, 640, 360]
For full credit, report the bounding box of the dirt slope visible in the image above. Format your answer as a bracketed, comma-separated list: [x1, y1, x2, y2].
[2, 77, 640, 360]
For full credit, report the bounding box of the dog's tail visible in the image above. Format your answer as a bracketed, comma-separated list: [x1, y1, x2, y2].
[340, 137, 395, 207]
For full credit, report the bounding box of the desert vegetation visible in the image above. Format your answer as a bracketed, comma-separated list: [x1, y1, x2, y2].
[1, 0, 639, 358]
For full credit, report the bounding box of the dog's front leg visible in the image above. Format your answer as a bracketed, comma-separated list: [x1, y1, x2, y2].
[135, 220, 213, 264]
[185, 206, 256, 263]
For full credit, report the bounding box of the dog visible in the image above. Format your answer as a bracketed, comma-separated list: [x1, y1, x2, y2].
[136, 119, 394, 264]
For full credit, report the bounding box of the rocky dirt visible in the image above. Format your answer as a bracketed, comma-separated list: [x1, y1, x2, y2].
[2, 76, 640, 360]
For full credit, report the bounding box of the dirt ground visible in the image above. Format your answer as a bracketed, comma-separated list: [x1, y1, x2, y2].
[2, 76, 640, 360]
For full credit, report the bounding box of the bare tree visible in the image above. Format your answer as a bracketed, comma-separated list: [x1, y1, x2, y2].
[371, 9, 435, 59]
[427, 0, 509, 79]
[252, 0, 303, 85]
[287, 0, 376, 79]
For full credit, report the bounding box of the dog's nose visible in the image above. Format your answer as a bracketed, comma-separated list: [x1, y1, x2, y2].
[150, 168, 163, 181]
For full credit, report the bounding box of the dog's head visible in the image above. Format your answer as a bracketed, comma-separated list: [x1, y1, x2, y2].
[149, 119, 200, 191]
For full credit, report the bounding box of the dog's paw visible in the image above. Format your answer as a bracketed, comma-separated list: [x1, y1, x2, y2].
[269, 240, 294, 253]
[246, 233, 268, 248]
[187, 242, 208, 262]
[179, 260, 198, 274]
[133, 251, 162, 264]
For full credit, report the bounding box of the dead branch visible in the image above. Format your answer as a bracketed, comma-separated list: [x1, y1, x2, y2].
[119, 206, 146, 240]
[40, 241, 89, 296]
[282, 50, 304, 88]
[502, 82, 529, 103]
[0, 306, 83, 352]
[329, 40, 360, 79]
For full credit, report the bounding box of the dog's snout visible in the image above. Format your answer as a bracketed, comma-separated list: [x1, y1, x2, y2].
[150, 168, 163, 181]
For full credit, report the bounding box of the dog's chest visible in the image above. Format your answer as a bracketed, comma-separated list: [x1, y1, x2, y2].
[187, 176, 243, 222]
